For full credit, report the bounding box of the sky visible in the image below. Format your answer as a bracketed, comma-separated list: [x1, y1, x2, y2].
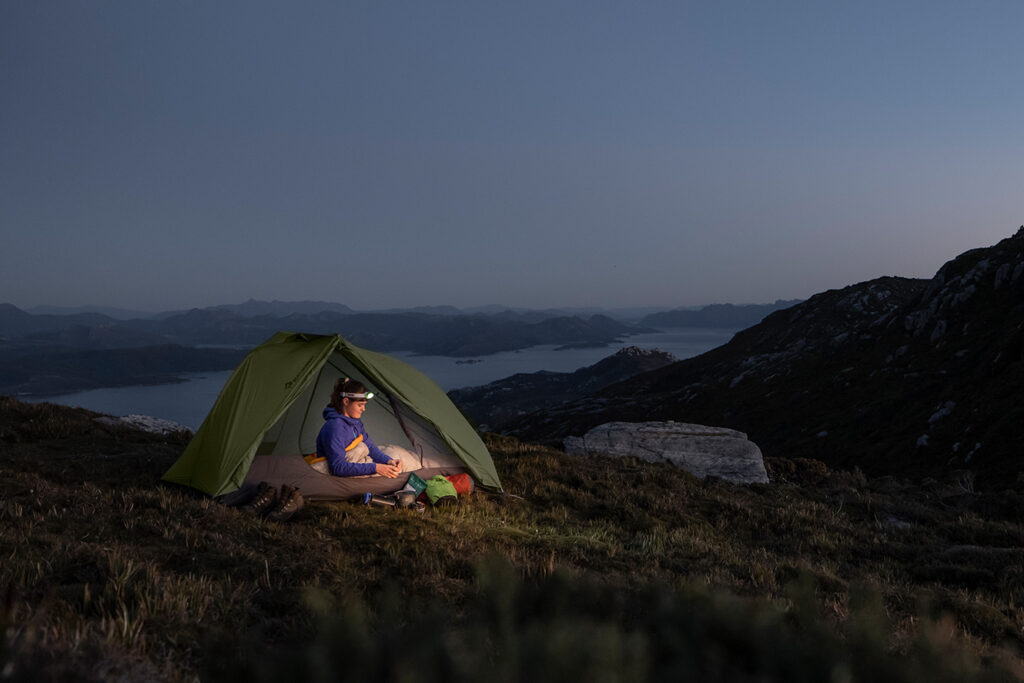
[2, 1, 1022, 312]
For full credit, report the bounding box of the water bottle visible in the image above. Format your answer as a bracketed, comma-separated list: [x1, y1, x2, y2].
[362, 492, 397, 507]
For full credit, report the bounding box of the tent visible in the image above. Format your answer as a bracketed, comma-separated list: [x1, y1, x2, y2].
[163, 331, 502, 500]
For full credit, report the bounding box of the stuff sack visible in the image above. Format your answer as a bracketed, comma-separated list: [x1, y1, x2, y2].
[445, 473, 473, 496]
[424, 474, 458, 506]
[406, 472, 429, 497]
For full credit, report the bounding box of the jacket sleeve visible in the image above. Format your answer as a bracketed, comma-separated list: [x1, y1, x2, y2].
[323, 422, 378, 477]
[328, 455, 378, 477]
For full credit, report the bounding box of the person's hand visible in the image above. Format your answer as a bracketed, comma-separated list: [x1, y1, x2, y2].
[375, 462, 402, 478]
[391, 459, 403, 473]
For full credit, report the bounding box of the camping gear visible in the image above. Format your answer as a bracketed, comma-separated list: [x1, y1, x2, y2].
[406, 472, 428, 496]
[266, 485, 305, 522]
[424, 475, 459, 506]
[363, 492, 423, 511]
[394, 490, 417, 507]
[241, 481, 278, 514]
[445, 473, 474, 496]
[363, 493, 397, 507]
[163, 331, 502, 500]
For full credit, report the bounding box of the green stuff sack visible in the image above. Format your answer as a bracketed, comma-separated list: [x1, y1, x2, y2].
[425, 474, 458, 506]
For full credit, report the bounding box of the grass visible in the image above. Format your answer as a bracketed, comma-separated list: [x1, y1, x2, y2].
[1, 396, 1023, 681]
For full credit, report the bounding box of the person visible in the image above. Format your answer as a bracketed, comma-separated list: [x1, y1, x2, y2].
[316, 378, 403, 478]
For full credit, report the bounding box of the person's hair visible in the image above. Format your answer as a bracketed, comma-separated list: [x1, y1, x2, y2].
[330, 377, 367, 413]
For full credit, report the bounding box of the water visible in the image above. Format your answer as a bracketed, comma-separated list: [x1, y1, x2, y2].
[27, 328, 737, 429]
[390, 327, 737, 389]
[25, 372, 236, 431]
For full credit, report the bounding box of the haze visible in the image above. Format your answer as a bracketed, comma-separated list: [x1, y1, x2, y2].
[2, 1, 1021, 312]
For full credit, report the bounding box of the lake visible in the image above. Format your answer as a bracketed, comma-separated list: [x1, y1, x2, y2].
[27, 328, 738, 429]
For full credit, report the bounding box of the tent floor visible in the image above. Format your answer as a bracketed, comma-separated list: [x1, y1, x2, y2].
[219, 455, 469, 503]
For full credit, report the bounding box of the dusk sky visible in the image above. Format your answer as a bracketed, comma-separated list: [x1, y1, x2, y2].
[2, 1, 1021, 312]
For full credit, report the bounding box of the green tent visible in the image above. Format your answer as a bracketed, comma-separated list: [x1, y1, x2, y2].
[163, 331, 502, 498]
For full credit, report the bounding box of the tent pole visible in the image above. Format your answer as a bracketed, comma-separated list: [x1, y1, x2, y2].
[294, 366, 326, 454]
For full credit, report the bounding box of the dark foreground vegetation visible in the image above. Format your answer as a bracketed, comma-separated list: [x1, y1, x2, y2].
[2, 396, 1023, 681]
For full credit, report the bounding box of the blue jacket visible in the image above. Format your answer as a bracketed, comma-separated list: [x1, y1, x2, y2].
[315, 406, 392, 477]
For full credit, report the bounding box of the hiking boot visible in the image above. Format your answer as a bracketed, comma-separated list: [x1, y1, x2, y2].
[267, 485, 305, 522]
[241, 481, 278, 515]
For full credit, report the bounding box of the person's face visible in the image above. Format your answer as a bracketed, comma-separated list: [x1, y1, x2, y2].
[342, 398, 367, 419]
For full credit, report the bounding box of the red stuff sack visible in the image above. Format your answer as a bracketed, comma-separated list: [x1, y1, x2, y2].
[445, 473, 473, 496]
[417, 473, 474, 503]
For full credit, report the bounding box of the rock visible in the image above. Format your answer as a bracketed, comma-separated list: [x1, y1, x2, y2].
[94, 414, 192, 436]
[564, 421, 769, 484]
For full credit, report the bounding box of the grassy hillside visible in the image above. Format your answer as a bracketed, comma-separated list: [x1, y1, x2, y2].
[1, 397, 1022, 681]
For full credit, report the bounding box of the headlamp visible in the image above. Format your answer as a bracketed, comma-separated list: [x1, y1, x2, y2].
[342, 391, 374, 400]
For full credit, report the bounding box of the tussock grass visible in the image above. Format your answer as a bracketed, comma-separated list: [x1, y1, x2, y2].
[1, 397, 1023, 680]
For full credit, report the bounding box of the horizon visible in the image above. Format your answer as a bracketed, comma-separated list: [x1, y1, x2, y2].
[13, 296, 801, 317]
[3, 2, 1021, 311]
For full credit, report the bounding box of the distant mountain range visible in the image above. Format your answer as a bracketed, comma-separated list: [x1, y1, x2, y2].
[25, 305, 160, 320]
[639, 300, 802, 329]
[171, 299, 355, 318]
[498, 227, 1024, 487]
[0, 345, 247, 396]
[0, 296, 797, 397]
[0, 306, 643, 354]
[0, 304, 119, 338]
[18, 300, 796, 326]
[0, 298, 794, 356]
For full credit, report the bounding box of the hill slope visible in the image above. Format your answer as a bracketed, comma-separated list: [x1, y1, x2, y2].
[449, 346, 678, 429]
[505, 228, 1024, 486]
[0, 396, 1021, 680]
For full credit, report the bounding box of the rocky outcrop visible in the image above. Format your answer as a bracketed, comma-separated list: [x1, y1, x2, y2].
[94, 414, 192, 436]
[564, 421, 769, 484]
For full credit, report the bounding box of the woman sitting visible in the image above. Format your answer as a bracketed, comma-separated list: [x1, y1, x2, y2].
[316, 378, 403, 478]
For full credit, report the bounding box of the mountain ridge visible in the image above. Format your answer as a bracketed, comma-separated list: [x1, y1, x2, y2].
[9, 291, 796, 359]
[639, 300, 802, 329]
[501, 227, 1024, 487]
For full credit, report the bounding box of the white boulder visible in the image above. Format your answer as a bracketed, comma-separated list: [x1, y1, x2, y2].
[94, 414, 192, 436]
[564, 421, 769, 484]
